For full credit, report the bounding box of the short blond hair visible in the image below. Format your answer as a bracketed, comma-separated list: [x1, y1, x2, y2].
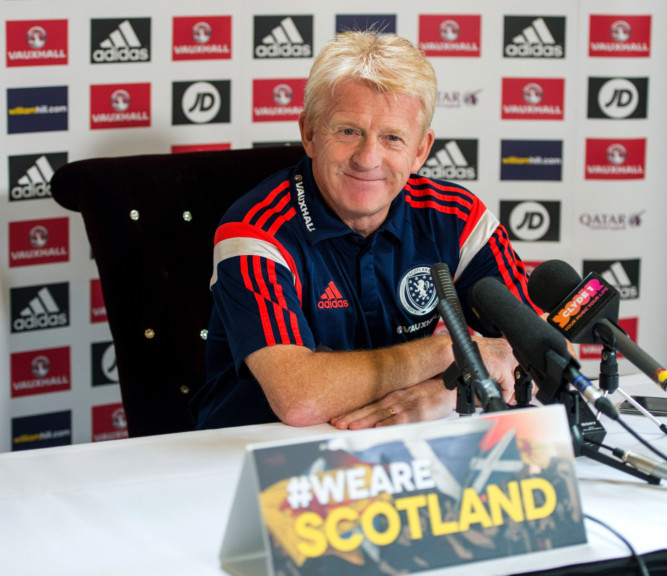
[303, 31, 437, 134]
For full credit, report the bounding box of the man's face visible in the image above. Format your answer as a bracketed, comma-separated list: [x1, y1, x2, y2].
[299, 79, 434, 237]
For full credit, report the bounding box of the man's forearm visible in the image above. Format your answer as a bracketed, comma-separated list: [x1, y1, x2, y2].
[245, 335, 456, 427]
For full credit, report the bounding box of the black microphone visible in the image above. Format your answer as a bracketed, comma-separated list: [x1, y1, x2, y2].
[469, 276, 619, 420]
[430, 263, 506, 413]
[528, 259, 667, 392]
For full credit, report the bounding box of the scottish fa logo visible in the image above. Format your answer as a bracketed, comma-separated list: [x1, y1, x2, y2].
[399, 266, 437, 316]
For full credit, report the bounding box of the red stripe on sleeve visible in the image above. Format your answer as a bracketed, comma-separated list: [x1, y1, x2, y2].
[214, 221, 303, 305]
[243, 180, 290, 225]
[458, 197, 487, 249]
[241, 255, 276, 346]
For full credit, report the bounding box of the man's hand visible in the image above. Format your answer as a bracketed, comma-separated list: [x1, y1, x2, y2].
[330, 378, 457, 430]
[472, 336, 518, 401]
[329, 336, 519, 430]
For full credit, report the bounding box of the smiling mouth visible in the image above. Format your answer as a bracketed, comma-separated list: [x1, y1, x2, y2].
[344, 172, 384, 183]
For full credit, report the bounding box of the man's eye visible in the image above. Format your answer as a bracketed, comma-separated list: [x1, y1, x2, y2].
[386, 135, 401, 142]
[341, 128, 356, 136]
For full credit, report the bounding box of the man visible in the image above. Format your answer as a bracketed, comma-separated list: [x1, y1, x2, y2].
[191, 31, 538, 431]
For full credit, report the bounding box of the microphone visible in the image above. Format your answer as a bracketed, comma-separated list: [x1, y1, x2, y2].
[429, 263, 506, 413]
[528, 260, 667, 392]
[468, 277, 619, 420]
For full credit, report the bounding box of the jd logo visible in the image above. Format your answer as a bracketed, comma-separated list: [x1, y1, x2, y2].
[588, 77, 648, 119]
[172, 80, 230, 125]
[500, 201, 561, 242]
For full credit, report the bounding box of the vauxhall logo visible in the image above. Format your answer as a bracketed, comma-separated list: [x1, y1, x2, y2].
[587, 77, 648, 119]
[91, 18, 151, 63]
[253, 16, 313, 58]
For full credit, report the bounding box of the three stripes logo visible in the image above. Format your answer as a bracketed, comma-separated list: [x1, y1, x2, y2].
[318, 281, 349, 309]
[11, 283, 69, 333]
[91, 18, 150, 63]
[9, 152, 67, 201]
[254, 16, 313, 58]
[504, 16, 565, 58]
[583, 259, 640, 300]
[419, 139, 478, 181]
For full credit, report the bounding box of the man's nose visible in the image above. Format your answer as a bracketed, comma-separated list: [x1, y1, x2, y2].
[352, 137, 380, 169]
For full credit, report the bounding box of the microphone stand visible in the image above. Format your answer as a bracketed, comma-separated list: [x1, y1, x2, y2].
[560, 378, 661, 484]
[532, 346, 660, 484]
[597, 340, 667, 435]
[442, 358, 476, 416]
[512, 365, 533, 408]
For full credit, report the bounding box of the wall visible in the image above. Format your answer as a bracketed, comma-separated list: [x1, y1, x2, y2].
[1, 0, 665, 451]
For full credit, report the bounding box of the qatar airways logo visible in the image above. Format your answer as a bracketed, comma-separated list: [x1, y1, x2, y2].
[551, 279, 605, 329]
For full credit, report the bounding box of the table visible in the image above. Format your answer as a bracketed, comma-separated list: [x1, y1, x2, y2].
[0, 374, 665, 576]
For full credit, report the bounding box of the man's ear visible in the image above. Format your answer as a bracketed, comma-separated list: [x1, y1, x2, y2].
[411, 128, 435, 173]
[299, 112, 315, 158]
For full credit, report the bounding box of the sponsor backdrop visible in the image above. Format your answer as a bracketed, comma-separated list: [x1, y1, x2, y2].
[1, 0, 665, 451]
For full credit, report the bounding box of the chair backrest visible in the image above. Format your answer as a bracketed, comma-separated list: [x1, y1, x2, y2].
[50, 146, 306, 437]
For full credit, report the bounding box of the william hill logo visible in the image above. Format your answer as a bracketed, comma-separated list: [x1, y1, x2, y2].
[90, 18, 151, 63]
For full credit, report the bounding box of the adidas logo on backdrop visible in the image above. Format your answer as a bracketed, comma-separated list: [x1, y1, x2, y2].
[91, 18, 151, 63]
[419, 139, 478, 181]
[9, 153, 67, 201]
[11, 283, 69, 333]
[504, 16, 566, 58]
[253, 16, 313, 58]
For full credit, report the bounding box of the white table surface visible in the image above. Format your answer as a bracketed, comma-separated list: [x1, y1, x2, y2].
[0, 374, 665, 576]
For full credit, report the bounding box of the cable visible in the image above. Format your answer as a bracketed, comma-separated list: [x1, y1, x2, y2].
[616, 416, 667, 462]
[584, 513, 650, 576]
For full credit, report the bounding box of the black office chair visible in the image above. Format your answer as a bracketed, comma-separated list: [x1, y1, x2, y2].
[50, 146, 306, 437]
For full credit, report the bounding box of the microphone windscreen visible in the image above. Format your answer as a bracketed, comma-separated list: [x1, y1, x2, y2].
[469, 276, 570, 374]
[528, 259, 582, 313]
